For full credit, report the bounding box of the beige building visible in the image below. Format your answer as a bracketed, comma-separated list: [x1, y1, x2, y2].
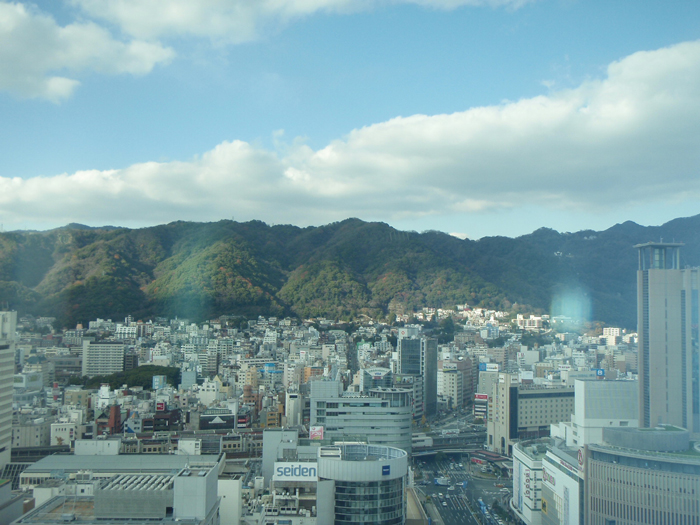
[0, 311, 17, 470]
[587, 426, 700, 525]
[636, 242, 699, 433]
[487, 373, 574, 456]
[12, 416, 53, 448]
[437, 358, 473, 409]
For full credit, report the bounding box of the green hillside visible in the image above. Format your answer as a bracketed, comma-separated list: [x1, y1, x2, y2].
[3, 215, 700, 329]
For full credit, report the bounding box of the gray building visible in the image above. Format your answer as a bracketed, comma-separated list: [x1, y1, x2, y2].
[14, 464, 220, 525]
[397, 336, 437, 417]
[310, 381, 413, 454]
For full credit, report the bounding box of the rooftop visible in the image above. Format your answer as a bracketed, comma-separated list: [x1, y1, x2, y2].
[23, 454, 222, 475]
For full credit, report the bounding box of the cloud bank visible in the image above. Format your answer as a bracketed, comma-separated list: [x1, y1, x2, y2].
[0, 2, 174, 101]
[1, 40, 699, 229]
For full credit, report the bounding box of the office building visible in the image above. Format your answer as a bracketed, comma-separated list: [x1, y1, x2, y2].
[310, 381, 412, 454]
[636, 242, 700, 432]
[392, 373, 423, 423]
[0, 311, 16, 471]
[437, 358, 473, 409]
[397, 337, 437, 417]
[487, 373, 574, 456]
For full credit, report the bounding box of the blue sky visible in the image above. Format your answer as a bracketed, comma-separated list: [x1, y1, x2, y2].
[1, 0, 699, 238]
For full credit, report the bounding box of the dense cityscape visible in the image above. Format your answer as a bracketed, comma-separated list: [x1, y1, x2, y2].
[2, 0, 698, 523]
[0, 241, 698, 524]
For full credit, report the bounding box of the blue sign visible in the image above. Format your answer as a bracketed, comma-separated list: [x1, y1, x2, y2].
[478, 363, 487, 371]
[382, 465, 390, 476]
[595, 368, 605, 377]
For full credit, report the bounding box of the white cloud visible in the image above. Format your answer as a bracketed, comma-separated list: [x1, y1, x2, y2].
[1, 40, 699, 229]
[70, 0, 534, 43]
[0, 2, 174, 101]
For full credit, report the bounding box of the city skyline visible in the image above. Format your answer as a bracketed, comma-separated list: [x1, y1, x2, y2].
[1, 1, 699, 238]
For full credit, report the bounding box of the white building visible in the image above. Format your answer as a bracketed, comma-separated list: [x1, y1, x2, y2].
[258, 432, 408, 525]
[81, 341, 125, 377]
[550, 379, 638, 447]
[512, 439, 547, 525]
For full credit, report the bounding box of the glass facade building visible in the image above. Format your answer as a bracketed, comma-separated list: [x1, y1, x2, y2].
[317, 443, 408, 525]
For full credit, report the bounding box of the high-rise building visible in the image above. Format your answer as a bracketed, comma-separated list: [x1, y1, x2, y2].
[0, 311, 16, 470]
[397, 336, 437, 417]
[636, 242, 700, 432]
[81, 341, 126, 377]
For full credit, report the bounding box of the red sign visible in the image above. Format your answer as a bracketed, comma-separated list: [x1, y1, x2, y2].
[156, 402, 165, 411]
[474, 393, 488, 401]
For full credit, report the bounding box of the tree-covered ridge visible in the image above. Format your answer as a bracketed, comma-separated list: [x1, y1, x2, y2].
[3, 215, 700, 328]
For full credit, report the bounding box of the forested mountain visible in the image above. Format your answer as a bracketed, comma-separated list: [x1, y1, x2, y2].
[2, 215, 700, 329]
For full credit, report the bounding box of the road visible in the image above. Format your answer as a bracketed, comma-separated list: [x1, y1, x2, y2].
[416, 457, 514, 525]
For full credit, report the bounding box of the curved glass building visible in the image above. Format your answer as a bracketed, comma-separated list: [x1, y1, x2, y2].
[316, 443, 408, 525]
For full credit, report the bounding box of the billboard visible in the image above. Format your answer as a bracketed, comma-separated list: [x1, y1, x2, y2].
[309, 426, 324, 440]
[474, 393, 488, 401]
[156, 401, 166, 411]
[486, 363, 500, 372]
[273, 462, 318, 482]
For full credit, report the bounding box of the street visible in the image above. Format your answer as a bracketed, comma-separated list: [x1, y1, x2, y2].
[415, 456, 513, 525]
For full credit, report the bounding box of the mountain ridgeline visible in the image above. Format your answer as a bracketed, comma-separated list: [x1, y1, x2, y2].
[2, 216, 700, 329]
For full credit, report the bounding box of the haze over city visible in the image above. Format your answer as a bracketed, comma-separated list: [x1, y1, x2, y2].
[1, 1, 699, 238]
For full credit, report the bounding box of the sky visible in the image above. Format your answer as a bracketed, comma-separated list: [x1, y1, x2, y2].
[1, 0, 699, 239]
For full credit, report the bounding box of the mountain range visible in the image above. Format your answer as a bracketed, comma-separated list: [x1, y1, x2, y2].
[2, 215, 700, 330]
